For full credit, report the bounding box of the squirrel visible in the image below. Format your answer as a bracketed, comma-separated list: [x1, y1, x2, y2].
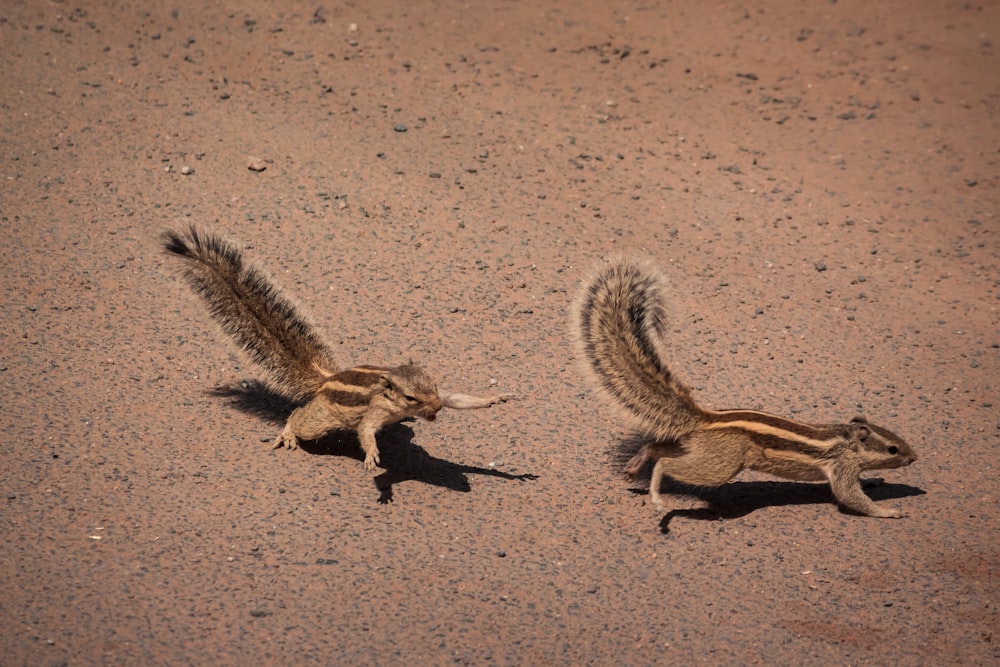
[572, 258, 917, 518]
[163, 224, 511, 472]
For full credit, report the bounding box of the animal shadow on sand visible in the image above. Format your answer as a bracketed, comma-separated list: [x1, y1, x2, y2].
[613, 436, 925, 534]
[210, 380, 537, 503]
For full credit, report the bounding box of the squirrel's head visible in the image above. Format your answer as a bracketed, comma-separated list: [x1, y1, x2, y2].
[848, 415, 918, 470]
[380, 364, 443, 420]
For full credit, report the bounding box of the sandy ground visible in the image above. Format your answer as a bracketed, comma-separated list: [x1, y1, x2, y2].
[2, 0, 998, 664]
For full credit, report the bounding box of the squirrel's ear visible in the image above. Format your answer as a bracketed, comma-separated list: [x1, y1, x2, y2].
[850, 422, 871, 446]
[378, 374, 393, 394]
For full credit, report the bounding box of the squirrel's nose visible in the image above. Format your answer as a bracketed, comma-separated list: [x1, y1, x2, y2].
[423, 397, 443, 420]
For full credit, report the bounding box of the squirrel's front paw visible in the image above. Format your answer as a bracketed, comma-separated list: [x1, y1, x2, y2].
[363, 450, 381, 471]
[272, 427, 299, 451]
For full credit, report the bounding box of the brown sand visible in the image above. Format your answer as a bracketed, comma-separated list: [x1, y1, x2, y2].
[2, 0, 997, 664]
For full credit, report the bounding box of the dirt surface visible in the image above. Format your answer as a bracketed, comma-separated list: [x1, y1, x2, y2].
[2, 0, 998, 664]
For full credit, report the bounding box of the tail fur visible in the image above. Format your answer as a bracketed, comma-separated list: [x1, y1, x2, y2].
[163, 225, 339, 402]
[572, 258, 706, 441]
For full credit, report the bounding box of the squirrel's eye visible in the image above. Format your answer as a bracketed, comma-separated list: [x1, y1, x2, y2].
[888, 445, 899, 455]
[403, 394, 417, 403]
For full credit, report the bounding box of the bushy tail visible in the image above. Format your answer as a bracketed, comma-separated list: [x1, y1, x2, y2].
[163, 225, 339, 402]
[573, 258, 705, 441]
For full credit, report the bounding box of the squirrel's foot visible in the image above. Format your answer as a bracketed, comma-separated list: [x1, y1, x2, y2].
[362, 449, 381, 472]
[648, 492, 666, 512]
[868, 505, 906, 519]
[624, 446, 650, 477]
[272, 425, 299, 451]
[839, 498, 906, 518]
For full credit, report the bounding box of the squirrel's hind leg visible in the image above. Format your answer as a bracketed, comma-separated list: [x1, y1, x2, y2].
[648, 431, 747, 510]
[272, 396, 339, 452]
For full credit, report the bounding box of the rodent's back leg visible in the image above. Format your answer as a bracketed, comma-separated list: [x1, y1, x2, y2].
[624, 444, 653, 477]
[648, 431, 747, 509]
[272, 395, 340, 451]
[625, 441, 680, 477]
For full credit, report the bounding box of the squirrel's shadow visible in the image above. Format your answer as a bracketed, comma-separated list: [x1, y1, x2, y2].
[210, 381, 538, 503]
[614, 436, 925, 534]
